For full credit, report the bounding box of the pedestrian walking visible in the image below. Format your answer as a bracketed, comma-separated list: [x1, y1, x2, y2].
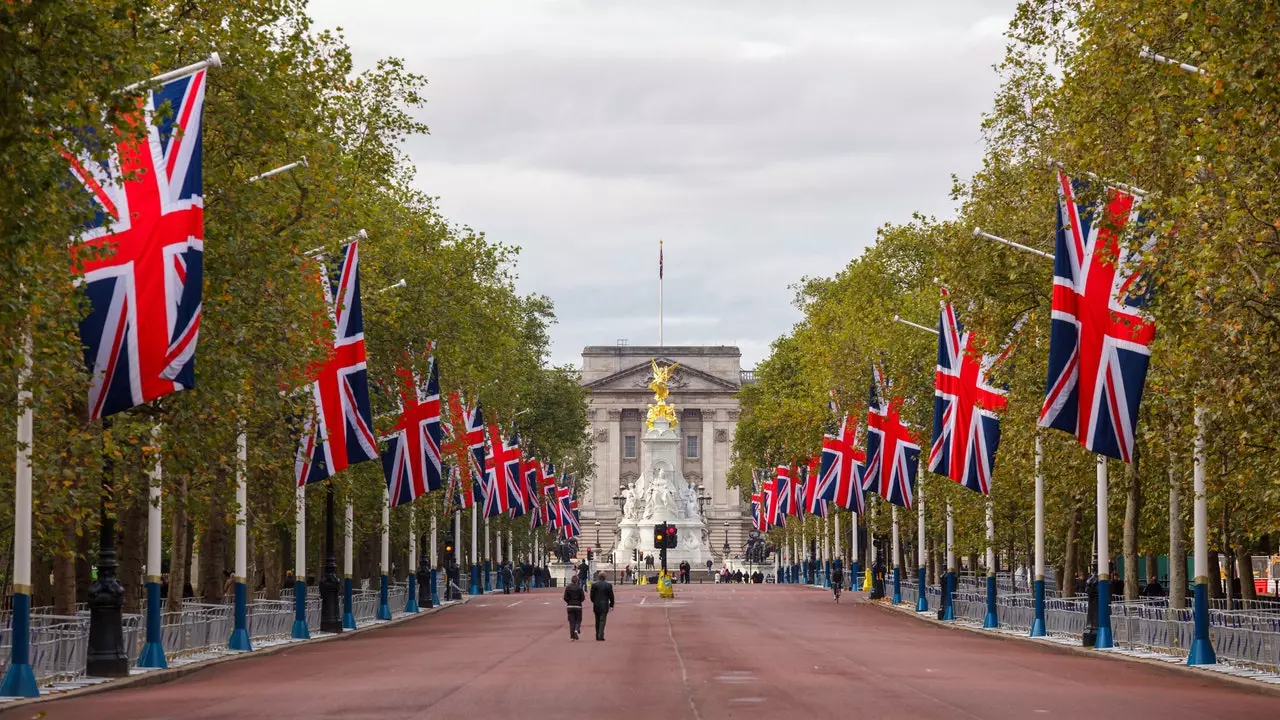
[501, 563, 513, 595]
[590, 571, 615, 641]
[563, 575, 585, 640]
[513, 564, 524, 593]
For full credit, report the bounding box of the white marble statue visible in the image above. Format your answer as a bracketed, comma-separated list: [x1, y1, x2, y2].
[622, 482, 641, 520]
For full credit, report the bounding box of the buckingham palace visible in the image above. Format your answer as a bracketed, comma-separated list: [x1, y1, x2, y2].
[578, 344, 754, 563]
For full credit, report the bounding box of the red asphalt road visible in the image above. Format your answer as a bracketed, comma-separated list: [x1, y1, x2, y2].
[8, 585, 1278, 720]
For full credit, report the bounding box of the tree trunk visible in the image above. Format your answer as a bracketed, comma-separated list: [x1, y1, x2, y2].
[1063, 505, 1081, 597]
[1169, 471, 1186, 609]
[74, 525, 92, 605]
[1206, 545, 1223, 599]
[261, 526, 283, 600]
[1236, 545, 1256, 601]
[116, 496, 147, 614]
[1144, 554, 1157, 587]
[166, 475, 190, 612]
[1123, 452, 1142, 601]
[52, 529, 77, 616]
[33, 555, 53, 607]
[199, 474, 228, 604]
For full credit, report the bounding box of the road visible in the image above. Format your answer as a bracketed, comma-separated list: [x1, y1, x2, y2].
[9, 584, 1277, 720]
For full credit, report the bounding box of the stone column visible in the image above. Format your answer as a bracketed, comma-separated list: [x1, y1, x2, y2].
[702, 408, 718, 507]
[601, 409, 621, 511]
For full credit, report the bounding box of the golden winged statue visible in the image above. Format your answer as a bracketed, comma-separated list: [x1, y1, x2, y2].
[645, 359, 680, 430]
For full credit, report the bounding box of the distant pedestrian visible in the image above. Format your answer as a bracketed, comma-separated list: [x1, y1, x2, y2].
[1142, 577, 1163, 597]
[563, 576, 585, 640]
[590, 571, 615, 641]
[501, 563, 513, 595]
[513, 564, 524, 593]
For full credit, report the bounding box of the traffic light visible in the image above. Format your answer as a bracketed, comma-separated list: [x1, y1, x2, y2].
[444, 538, 455, 555]
[654, 525, 666, 548]
[667, 525, 679, 549]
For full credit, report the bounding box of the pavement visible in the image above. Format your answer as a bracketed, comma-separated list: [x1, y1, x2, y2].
[7, 584, 1279, 720]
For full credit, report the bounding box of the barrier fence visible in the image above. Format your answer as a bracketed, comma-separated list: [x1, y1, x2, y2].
[0, 581, 420, 688]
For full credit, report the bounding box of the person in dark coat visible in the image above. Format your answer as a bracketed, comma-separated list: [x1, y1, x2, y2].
[1142, 577, 1164, 597]
[589, 571, 615, 641]
[577, 559, 590, 585]
[501, 563, 514, 595]
[512, 564, 524, 593]
[563, 576, 585, 640]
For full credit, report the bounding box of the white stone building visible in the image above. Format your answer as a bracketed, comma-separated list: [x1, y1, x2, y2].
[579, 344, 753, 563]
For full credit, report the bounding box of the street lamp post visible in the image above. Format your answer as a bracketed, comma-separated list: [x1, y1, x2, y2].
[612, 492, 626, 583]
[594, 520, 600, 568]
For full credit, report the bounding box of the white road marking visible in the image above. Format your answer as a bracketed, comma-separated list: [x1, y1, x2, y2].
[507, 600, 523, 608]
[714, 671, 755, 684]
[730, 697, 764, 704]
[640, 596, 647, 605]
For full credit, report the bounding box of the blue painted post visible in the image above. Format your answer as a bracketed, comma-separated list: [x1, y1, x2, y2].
[377, 574, 392, 621]
[0, 592, 38, 696]
[1093, 456, 1112, 649]
[342, 577, 356, 630]
[469, 564, 481, 595]
[484, 560, 492, 592]
[984, 573, 999, 628]
[1030, 577, 1046, 637]
[228, 581, 251, 651]
[430, 569, 440, 606]
[824, 560, 831, 588]
[405, 572, 420, 613]
[915, 566, 928, 613]
[1095, 577, 1112, 647]
[851, 561, 861, 593]
[138, 581, 167, 667]
[892, 567, 901, 604]
[942, 571, 955, 621]
[291, 580, 310, 639]
[1188, 408, 1216, 665]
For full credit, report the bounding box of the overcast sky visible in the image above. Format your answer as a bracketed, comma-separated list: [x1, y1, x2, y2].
[308, 0, 1019, 368]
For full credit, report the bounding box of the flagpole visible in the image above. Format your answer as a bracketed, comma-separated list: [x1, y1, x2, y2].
[984, 498, 999, 628]
[1188, 405, 1216, 664]
[228, 430, 252, 649]
[454, 508, 462, 570]
[484, 517, 492, 592]
[891, 507, 901, 603]
[0, 330, 37, 697]
[405, 508, 420, 613]
[377, 486, 392, 621]
[291, 486, 309, 639]
[1031, 436, 1046, 636]
[943, 503, 955, 620]
[121, 52, 222, 93]
[851, 513, 860, 592]
[343, 499, 355, 629]
[470, 506, 480, 594]
[1093, 455, 1112, 646]
[138, 425, 167, 665]
[658, 239, 664, 348]
[916, 481, 928, 612]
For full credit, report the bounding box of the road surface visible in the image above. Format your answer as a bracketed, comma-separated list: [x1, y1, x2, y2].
[9, 584, 1276, 719]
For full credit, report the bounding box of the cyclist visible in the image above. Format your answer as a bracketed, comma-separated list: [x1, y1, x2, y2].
[831, 564, 845, 603]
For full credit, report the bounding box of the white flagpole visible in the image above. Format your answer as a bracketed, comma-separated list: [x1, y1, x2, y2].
[407, 506, 418, 612]
[228, 430, 251, 649]
[343, 498, 354, 629]
[1189, 405, 1216, 663]
[121, 53, 222, 93]
[984, 498, 998, 628]
[291, 485, 309, 638]
[454, 509, 462, 568]
[247, 157, 308, 184]
[1093, 454, 1113, 646]
[834, 513, 841, 564]
[138, 424, 168, 664]
[377, 486, 391, 620]
[891, 506, 900, 602]
[916, 480, 927, 611]
[658, 239, 664, 348]
[1, 331, 37, 695]
[1031, 435, 1046, 636]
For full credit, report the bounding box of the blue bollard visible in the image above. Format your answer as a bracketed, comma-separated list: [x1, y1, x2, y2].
[1188, 581, 1216, 664]
[1030, 577, 1046, 636]
[291, 580, 310, 639]
[892, 566, 901, 604]
[851, 561, 861, 592]
[228, 581, 252, 651]
[430, 569, 440, 606]
[0, 592, 39, 697]
[484, 561, 492, 592]
[469, 565, 481, 595]
[823, 561, 831, 588]
[138, 581, 168, 667]
[405, 573, 420, 613]
[915, 567, 928, 612]
[342, 577, 356, 630]
[984, 574, 999, 628]
[1094, 577, 1112, 648]
[377, 575, 392, 621]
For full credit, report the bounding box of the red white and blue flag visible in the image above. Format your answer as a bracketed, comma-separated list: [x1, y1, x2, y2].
[802, 456, 827, 516]
[751, 491, 765, 532]
[68, 69, 208, 419]
[769, 465, 792, 526]
[557, 482, 581, 538]
[865, 365, 920, 509]
[818, 413, 866, 514]
[1040, 171, 1154, 463]
[295, 241, 378, 486]
[929, 289, 1010, 495]
[381, 356, 444, 507]
[483, 425, 521, 517]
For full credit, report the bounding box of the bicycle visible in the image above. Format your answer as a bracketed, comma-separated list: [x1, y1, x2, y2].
[832, 573, 844, 603]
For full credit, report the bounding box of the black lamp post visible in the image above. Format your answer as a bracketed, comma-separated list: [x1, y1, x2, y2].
[722, 521, 730, 557]
[318, 481, 342, 633]
[87, 419, 127, 677]
[612, 492, 626, 582]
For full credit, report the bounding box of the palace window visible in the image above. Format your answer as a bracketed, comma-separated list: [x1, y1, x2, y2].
[623, 435, 637, 459]
[686, 434, 699, 459]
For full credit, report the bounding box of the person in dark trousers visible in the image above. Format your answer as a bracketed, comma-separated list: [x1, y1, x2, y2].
[512, 564, 524, 593]
[563, 576, 585, 640]
[501, 563, 513, 595]
[590, 571, 615, 641]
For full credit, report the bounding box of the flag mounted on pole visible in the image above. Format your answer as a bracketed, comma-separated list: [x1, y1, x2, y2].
[69, 66, 211, 419]
[381, 355, 444, 508]
[865, 365, 920, 509]
[295, 240, 378, 486]
[483, 425, 520, 517]
[818, 413, 866, 514]
[1039, 171, 1154, 463]
[929, 288, 1010, 494]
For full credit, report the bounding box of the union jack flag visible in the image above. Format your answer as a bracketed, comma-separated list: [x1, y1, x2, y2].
[1040, 171, 1155, 463]
[929, 289, 1010, 494]
[818, 413, 866, 514]
[513, 455, 539, 520]
[68, 69, 208, 419]
[295, 241, 378, 486]
[381, 356, 444, 507]
[442, 396, 475, 512]
[865, 365, 920, 509]
[802, 456, 827, 516]
[458, 395, 487, 507]
[445, 463, 471, 512]
[557, 483, 581, 538]
[791, 463, 805, 518]
[483, 425, 520, 517]
[751, 491, 767, 532]
[768, 465, 792, 526]
[538, 462, 558, 529]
